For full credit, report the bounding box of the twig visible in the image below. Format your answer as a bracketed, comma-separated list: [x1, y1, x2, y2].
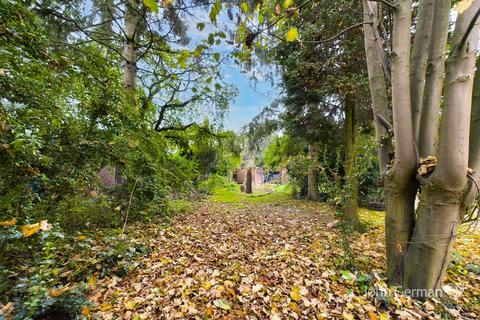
[122, 179, 138, 235]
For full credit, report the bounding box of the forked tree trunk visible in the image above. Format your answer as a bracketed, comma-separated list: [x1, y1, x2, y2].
[344, 93, 362, 230]
[124, 0, 139, 108]
[404, 1, 480, 294]
[245, 167, 253, 194]
[364, 0, 480, 292]
[307, 143, 319, 201]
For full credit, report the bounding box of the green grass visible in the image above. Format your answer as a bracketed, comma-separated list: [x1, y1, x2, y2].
[209, 183, 292, 204]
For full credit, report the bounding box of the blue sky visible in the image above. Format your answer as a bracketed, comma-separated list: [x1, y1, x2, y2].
[186, 7, 280, 132]
[222, 64, 279, 131]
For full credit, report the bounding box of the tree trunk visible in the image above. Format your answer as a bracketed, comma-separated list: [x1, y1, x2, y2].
[344, 93, 362, 230]
[404, 1, 480, 294]
[94, 0, 114, 46]
[245, 167, 253, 194]
[364, 0, 418, 286]
[307, 143, 319, 201]
[410, 0, 434, 143]
[123, 0, 139, 108]
[362, 0, 391, 175]
[418, 0, 450, 158]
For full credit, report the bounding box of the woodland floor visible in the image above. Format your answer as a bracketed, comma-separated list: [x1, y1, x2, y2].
[87, 191, 480, 319]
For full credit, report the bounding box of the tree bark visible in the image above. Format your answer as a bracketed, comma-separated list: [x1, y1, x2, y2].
[307, 143, 319, 200]
[410, 0, 434, 144]
[344, 94, 362, 230]
[362, 0, 391, 175]
[418, 0, 450, 158]
[404, 0, 480, 294]
[382, 0, 417, 286]
[245, 167, 253, 194]
[94, 0, 114, 46]
[469, 58, 480, 173]
[123, 0, 139, 108]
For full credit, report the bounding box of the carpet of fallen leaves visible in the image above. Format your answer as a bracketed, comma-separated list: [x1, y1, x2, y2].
[87, 200, 480, 319]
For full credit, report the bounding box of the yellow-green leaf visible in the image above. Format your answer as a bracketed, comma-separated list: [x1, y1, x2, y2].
[213, 52, 220, 62]
[178, 50, 190, 69]
[213, 299, 231, 310]
[283, 0, 294, 9]
[241, 2, 250, 13]
[285, 27, 298, 42]
[124, 300, 137, 310]
[144, 0, 159, 13]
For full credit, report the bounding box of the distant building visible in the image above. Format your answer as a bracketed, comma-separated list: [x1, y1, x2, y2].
[235, 167, 264, 186]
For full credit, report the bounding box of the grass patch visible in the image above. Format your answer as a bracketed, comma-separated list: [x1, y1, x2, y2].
[209, 183, 292, 204]
[358, 208, 385, 228]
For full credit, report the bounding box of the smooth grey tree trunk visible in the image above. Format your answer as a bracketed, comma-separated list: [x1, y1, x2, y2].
[404, 1, 480, 294]
[364, 0, 480, 294]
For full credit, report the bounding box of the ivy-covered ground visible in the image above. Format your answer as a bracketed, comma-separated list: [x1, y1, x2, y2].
[1, 189, 479, 319]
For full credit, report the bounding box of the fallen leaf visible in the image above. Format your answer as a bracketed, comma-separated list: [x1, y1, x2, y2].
[0, 218, 16, 226]
[213, 299, 231, 310]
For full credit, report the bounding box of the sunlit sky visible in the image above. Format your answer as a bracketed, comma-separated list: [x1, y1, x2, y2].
[186, 7, 280, 132]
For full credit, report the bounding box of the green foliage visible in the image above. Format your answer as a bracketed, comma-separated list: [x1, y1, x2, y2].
[0, 1, 240, 317]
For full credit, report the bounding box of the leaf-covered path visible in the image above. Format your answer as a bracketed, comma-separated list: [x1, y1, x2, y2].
[89, 200, 480, 319]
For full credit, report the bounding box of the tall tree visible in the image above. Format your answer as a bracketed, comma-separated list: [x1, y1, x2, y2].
[363, 0, 480, 294]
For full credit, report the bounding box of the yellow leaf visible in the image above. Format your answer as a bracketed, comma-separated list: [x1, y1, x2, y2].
[205, 306, 214, 317]
[124, 300, 137, 310]
[289, 286, 302, 301]
[0, 218, 16, 226]
[289, 301, 298, 311]
[201, 281, 213, 290]
[283, 0, 294, 9]
[379, 313, 391, 320]
[342, 311, 355, 320]
[285, 27, 298, 42]
[21, 223, 41, 237]
[367, 311, 379, 320]
[82, 306, 90, 316]
[48, 286, 71, 297]
[77, 235, 87, 241]
[99, 303, 113, 312]
[160, 257, 172, 264]
[87, 274, 97, 287]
